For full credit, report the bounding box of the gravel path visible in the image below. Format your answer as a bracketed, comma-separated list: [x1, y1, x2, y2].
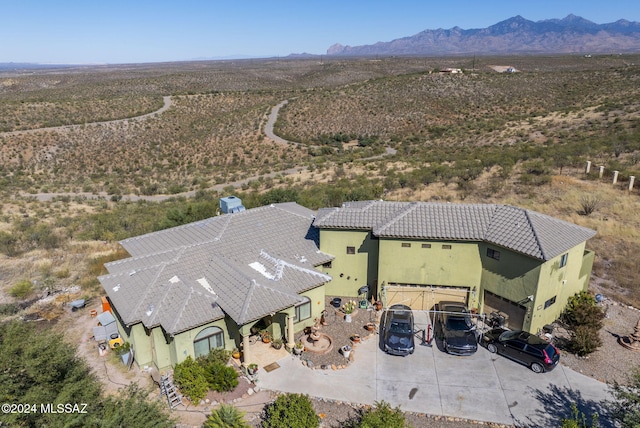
[559, 297, 640, 385]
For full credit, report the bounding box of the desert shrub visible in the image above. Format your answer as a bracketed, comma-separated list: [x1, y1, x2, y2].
[353, 400, 406, 428]
[562, 291, 605, 356]
[0, 303, 20, 316]
[261, 393, 318, 428]
[0, 231, 18, 256]
[561, 402, 599, 428]
[173, 356, 209, 403]
[608, 367, 640, 427]
[204, 403, 249, 428]
[9, 279, 34, 299]
[100, 383, 175, 428]
[569, 325, 603, 356]
[579, 195, 602, 216]
[562, 291, 605, 329]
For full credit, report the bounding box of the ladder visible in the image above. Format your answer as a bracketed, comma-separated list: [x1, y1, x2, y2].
[159, 373, 183, 409]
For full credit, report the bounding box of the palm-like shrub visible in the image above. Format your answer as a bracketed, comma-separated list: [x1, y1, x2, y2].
[204, 404, 249, 428]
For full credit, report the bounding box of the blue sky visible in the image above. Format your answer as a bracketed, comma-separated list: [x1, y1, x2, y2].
[3, 1, 639, 64]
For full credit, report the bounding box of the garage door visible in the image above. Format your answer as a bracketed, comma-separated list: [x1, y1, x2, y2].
[482, 290, 526, 331]
[384, 285, 468, 311]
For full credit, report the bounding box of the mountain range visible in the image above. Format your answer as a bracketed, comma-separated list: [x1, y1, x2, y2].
[326, 15, 640, 56]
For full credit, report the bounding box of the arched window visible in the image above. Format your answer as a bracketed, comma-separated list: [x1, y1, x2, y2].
[193, 326, 224, 358]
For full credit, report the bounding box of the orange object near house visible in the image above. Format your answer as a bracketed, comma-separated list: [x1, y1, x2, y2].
[101, 296, 112, 313]
[90, 309, 98, 317]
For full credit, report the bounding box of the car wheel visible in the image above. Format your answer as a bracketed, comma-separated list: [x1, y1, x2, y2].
[487, 343, 498, 353]
[531, 362, 544, 373]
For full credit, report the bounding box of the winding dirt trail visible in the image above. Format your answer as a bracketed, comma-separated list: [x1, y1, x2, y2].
[15, 98, 395, 202]
[0, 96, 172, 138]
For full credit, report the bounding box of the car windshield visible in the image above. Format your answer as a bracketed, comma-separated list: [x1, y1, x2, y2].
[446, 315, 472, 331]
[389, 321, 412, 334]
[498, 330, 521, 341]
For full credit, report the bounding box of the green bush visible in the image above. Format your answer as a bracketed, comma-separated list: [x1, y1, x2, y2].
[261, 393, 318, 428]
[204, 362, 239, 392]
[204, 403, 249, 428]
[173, 356, 209, 403]
[9, 279, 34, 299]
[569, 325, 603, 356]
[562, 291, 605, 329]
[355, 401, 407, 428]
[562, 292, 605, 356]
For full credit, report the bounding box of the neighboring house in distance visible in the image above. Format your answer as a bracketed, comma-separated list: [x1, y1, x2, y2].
[99, 199, 596, 371]
[99, 202, 332, 371]
[313, 201, 596, 334]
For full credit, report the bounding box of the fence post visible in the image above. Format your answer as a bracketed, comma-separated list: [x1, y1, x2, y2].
[630, 176, 636, 191]
[599, 166, 605, 178]
[613, 170, 619, 184]
[585, 161, 591, 174]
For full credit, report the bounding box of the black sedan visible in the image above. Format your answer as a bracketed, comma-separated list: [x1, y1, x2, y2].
[438, 301, 478, 356]
[482, 328, 560, 373]
[382, 304, 415, 356]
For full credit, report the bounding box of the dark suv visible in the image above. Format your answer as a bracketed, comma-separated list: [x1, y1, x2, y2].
[382, 304, 415, 356]
[481, 328, 560, 373]
[437, 301, 478, 355]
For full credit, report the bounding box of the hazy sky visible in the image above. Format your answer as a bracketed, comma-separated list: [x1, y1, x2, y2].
[3, 0, 639, 64]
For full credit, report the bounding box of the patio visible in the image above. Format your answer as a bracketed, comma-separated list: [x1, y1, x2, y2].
[293, 296, 381, 369]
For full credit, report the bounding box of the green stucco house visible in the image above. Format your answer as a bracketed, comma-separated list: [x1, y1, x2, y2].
[99, 202, 332, 371]
[99, 199, 595, 371]
[313, 200, 596, 334]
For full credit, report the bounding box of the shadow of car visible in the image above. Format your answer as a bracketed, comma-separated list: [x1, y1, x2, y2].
[437, 301, 478, 356]
[381, 304, 415, 356]
[481, 328, 560, 373]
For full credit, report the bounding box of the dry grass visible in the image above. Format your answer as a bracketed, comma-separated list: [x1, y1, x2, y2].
[1, 55, 640, 314]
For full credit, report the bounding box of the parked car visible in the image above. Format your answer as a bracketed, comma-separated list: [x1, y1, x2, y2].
[437, 301, 478, 355]
[481, 328, 560, 373]
[382, 304, 415, 356]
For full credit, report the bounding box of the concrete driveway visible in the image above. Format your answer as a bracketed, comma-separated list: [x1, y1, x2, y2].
[258, 311, 614, 427]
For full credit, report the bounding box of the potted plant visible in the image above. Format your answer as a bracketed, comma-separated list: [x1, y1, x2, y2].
[247, 363, 258, 375]
[293, 340, 304, 355]
[351, 334, 361, 343]
[271, 337, 283, 350]
[231, 348, 242, 359]
[342, 300, 357, 322]
[261, 330, 272, 343]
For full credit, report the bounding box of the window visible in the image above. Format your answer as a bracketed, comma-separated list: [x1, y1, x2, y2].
[401, 242, 411, 248]
[544, 296, 556, 309]
[487, 248, 501, 260]
[421, 243, 431, 249]
[346, 246, 355, 255]
[559, 253, 568, 268]
[193, 326, 224, 358]
[442, 244, 452, 250]
[294, 298, 311, 323]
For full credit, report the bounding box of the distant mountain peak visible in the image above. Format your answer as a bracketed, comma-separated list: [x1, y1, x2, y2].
[327, 15, 640, 56]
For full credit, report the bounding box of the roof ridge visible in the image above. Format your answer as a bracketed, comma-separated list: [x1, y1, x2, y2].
[373, 201, 418, 235]
[523, 209, 547, 260]
[480, 204, 501, 240]
[132, 246, 187, 323]
[259, 250, 331, 282]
